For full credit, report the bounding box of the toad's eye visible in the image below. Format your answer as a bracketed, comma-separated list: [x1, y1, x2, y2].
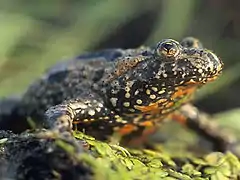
[155, 39, 181, 57]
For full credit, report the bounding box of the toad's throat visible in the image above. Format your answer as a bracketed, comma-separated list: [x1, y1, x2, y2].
[134, 86, 197, 115]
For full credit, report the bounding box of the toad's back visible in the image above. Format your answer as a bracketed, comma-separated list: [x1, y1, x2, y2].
[19, 47, 151, 120]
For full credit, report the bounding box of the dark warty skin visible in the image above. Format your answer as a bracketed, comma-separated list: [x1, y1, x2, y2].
[2, 37, 238, 157]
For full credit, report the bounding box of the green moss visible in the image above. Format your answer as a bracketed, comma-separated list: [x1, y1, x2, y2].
[70, 131, 240, 180]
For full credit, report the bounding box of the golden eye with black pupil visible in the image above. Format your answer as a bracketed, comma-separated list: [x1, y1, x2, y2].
[155, 39, 180, 58]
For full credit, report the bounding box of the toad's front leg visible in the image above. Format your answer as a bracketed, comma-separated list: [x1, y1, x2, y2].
[171, 104, 240, 156]
[43, 93, 133, 155]
[44, 92, 116, 134]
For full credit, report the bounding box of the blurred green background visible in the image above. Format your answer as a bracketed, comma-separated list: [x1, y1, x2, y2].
[0, 0, 240, 117]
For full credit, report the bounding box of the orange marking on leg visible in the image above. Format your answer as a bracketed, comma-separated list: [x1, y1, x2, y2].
[206, 76, 218, 82]
[124, 126, 158, 146]
[73, 121, 81, 124]
[134, 99, 168, 112]
[117, 124, 138, 136]
[165, 101, 174, 108]
[139, 120, 154, 127]
[171, 86, 196, 100]
[142, 126, 158, 136]
[169, 113, 187, 126]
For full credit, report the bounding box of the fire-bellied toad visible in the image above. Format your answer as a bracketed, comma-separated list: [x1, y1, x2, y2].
[1, 37, 233, 150]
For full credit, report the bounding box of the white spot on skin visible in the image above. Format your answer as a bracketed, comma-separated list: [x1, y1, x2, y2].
[116, 118, 123, 123]
[198, 69, 203, 73]
[125, 86, 130, 92]
[146, 89, 151, 95]
[81, 110, 85, 114]
[111, 89, 118, 94]
[88, 103, 92, 107]
[155, 74, 160, 79]
[96, 107, 101, 112]
[123, 102, 130, 107]
[121, 120, 128, 124]
[70, 103, 87, 109]
[163, 73, 168, 78]
[188, 79, 196, 83]
[98, 103, 104, 108]
[134, 90, 139, 95]
[126, 81, 134, 87]
[150, 94, 156, 99]
[136, 99, 142, 104]
[125, 93, 131, 98]
[112, 80, 119, 86]
[103, 116, 109, 120]
[88, 110, 95, 116]
[75, 109, 81, 114]
[158, 90, 165, 94]
[129, 108, 135, 112]
[110, 98, 118, 107]
[151, 87, 158, 92]
[79, 103, 88, 109]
